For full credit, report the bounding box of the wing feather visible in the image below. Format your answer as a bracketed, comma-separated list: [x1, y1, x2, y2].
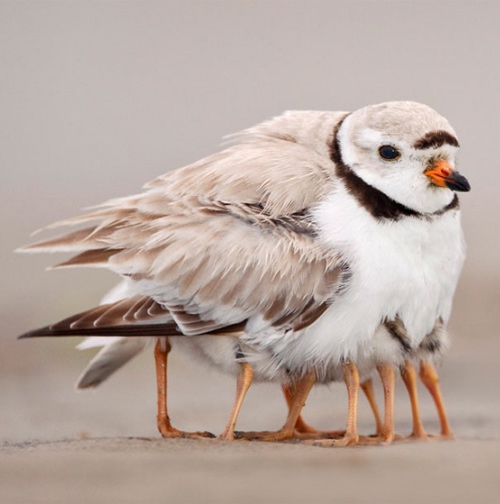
[18, 296, 247, 339]
[19, 111, 347, 338]
[52, 248, 122, 269]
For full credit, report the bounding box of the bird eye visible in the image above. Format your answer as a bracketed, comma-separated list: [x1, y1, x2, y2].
[378, 145, 401, 160]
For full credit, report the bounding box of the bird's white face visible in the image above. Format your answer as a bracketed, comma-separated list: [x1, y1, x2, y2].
[337, 102, 470, 214]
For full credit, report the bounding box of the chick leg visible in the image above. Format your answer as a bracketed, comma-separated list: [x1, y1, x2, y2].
[358, 363, 396, 444]
[154, 339, 214, 439]
[377, 363, 396, 443]
[281, 379, 345, 439]
[285, 378, 381, 439]
[219, 362, 254, 441]
[400, 360, 428, 439]
[360, 378, 383, 435]
[419, 360, 454, 439]
[282, 382, 318, 434]
[309, 362, 360, 447]
[237, 369, 317, 441]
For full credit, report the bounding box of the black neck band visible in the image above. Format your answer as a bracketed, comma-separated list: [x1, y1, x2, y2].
[329, 116, 459, 221]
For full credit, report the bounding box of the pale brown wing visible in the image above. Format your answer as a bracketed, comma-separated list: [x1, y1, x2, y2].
[19, 111, 346, 336]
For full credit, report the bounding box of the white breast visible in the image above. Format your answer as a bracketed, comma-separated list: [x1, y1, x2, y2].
[261, 185, 466, 375]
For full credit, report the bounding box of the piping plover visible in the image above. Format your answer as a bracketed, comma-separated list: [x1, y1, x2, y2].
[19, 101, 469, 445]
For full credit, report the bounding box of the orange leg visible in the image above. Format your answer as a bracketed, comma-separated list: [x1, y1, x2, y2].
[219, 362, 254, 441]
[238, 369, 317, 441]
[281, 374, 345, 439]
[360, 378, 383, 435]
[419, 361, 454, 439]
[377, 363, 396, 443]
[358, 363, 396, 445]
[400, 360, 428, 439]
[310, 362, 360, 447]
[282, 382, 319, 435]
[284, 379, 384, 440]
[154, 339, 214, 439]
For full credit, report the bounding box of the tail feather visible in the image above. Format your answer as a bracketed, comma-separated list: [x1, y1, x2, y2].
[18, 294, 247, 340]
[18, 283, 248, 340]
[18, 321, 183, 339]
[76, 337, 148, 389]
[18, 295, 176, 339]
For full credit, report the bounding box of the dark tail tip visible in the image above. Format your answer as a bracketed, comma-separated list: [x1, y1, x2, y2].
[18, 326, 54, 339]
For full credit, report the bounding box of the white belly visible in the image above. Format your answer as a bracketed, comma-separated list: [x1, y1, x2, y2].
[259, 187, 466, 375]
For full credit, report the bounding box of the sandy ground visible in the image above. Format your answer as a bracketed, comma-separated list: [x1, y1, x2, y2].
[2, 280, 500, 504]
[1, 438, 499, 504]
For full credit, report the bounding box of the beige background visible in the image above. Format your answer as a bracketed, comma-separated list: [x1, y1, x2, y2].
[1, 2, 500, 503]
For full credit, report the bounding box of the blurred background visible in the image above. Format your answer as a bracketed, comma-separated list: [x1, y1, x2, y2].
[1, 2, 499, 502]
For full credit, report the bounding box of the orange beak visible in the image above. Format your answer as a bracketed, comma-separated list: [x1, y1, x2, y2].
[424, 160, 470, 192]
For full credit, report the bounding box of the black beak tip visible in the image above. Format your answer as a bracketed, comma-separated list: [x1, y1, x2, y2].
[445, 173, 471, 192]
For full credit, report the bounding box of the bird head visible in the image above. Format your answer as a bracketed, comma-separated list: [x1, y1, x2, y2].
[336, 101, 470, 214]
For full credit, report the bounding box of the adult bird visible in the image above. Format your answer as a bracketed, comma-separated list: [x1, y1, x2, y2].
[19, 101, 469, 445]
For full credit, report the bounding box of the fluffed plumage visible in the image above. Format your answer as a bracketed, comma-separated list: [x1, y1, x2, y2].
[19, 101, 470, 444]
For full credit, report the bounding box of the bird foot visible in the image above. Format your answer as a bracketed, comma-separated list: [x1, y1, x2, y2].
[233, 429, 295, 442]
[357, 431, 452, 445]
[158, 425, 215, 439]
[403, 430, 453, 442]
[292, 418, 345, 438]
[439, 431, 454, 440]
[405, 430, 429, 442]
[356, 432, 404, 446]
[425, 432, 454, 441]
[217, 429, 247, 441]
[302, 433, 359, 448]
[179, 431, 216, 440]
[289, 429, 346, 441]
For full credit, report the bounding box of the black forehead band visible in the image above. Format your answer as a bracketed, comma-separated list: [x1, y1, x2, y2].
[413, 130, 460, 150]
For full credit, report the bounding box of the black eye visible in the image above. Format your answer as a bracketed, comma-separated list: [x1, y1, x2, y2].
[378, 145, 401, 160]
